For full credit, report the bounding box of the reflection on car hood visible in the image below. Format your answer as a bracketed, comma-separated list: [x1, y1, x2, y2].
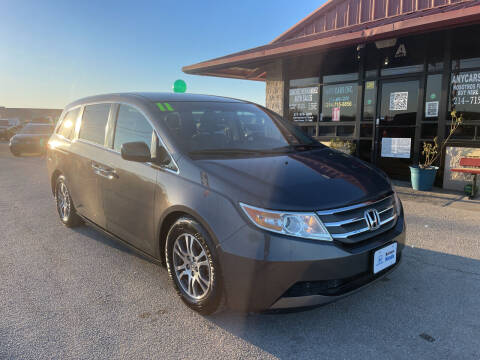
[196, 148, 392, 211]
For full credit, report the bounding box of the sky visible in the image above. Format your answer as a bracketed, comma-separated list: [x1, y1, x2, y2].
[0, 0, 326, 109]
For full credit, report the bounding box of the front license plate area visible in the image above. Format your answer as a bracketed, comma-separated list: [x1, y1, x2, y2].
[373, 242, 397, 274]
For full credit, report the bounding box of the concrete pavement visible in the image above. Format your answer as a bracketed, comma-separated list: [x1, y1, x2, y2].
[0, 142, 479, 359]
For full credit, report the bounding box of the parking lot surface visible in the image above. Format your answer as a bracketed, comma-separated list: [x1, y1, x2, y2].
[0, 143, 479, 360]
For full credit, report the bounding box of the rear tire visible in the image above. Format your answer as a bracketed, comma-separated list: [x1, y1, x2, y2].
[55, 175, 83, 227]
[165, 217, 223, 315]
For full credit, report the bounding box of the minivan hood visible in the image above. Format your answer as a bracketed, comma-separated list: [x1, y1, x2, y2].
[196, 148, 392, 211]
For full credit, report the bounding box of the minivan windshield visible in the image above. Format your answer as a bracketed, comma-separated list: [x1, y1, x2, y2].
[157, 102, 323, 157]
[20, 124, 54, 134]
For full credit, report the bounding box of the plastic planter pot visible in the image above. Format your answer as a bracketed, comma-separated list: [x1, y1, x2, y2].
[409, 166, 439, 191]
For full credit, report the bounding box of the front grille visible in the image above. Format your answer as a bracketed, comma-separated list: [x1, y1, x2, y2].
[317, 195, 397, 245]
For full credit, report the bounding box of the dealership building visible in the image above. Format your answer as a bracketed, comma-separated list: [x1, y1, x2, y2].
[184, 0, 480, 188]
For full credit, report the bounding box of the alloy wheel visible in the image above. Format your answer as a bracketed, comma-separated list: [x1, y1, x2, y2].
[56, 182, 71, 221]
[172, 233, 212, 300]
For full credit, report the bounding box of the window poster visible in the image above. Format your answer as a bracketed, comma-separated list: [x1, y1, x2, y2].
[425, 101, 439, 118]
[381, 138, 411, 158]
[289, 86, 319, 122]
[332, 107, 340, 122]
[389, 92, 408, 111]
[451, 71, 480, 107]
[321, 83, 357, 122]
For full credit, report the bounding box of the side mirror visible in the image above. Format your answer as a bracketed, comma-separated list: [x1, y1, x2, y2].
[121, 142, 152, 163]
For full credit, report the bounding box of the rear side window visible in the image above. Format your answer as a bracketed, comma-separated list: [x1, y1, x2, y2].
[79, 103, 111, 145]
[113, 105, 153, 152]
[57, 108, 80, 140]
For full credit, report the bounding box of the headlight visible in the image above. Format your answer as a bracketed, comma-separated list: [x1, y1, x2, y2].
[239, 203, 332, 241]
[393, 191, 402, 215]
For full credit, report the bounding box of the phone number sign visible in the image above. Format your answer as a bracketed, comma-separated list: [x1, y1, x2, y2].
[451, 71, 480, 106]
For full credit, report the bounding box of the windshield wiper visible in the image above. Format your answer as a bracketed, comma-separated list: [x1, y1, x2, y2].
[189, 147, 300, 157]
[189, 148, 268, 156]
[289, 143, 325, 151]
[268, 143, 324, 153]
[189, 145, 322, 157]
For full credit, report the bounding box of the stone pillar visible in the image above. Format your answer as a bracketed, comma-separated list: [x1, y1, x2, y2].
[265, 60, 286, 117]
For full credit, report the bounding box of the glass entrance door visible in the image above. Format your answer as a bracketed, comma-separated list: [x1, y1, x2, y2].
[374, 79, 420, 180]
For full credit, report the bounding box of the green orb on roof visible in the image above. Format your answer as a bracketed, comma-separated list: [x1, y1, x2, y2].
[173, 79, 187, 93]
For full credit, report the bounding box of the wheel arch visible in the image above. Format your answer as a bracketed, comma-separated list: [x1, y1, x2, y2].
[157, 205, 220, 265]
[51, 169, 63, 196]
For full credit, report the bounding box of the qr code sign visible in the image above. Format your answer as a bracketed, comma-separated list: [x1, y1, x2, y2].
[425, 101, 439, 118]
[389, 92, 408, 111]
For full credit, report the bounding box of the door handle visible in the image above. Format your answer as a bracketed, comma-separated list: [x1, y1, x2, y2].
[91, 162, 118, 180]
[96, 170, 118, 180]
[93, 168, 118, 180]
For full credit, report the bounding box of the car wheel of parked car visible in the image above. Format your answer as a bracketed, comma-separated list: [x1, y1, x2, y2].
[166, 217, 223, 315]
[55, 175, 82, 227]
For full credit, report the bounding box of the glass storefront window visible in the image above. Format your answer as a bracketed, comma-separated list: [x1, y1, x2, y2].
[379, 80, 419, 126]
[321, 47, 359, 81]
[428, 62, 443, 72]
[300, 126, 316, 137]
[424, 74, 442, 122]
[363, 81, 376, 122]
[426, 31, 445, 72]
[359, 140, 373, 162]
[452, 58, 480, 71]
[337, 126, 354, 137]
[360, 124, 373, 138]
[381, 64, 424, 76]
[447, 124, 476, 140]
[421, 124, 437, 139]
[290, 77, 319, 87]
[321, 82, 358, 122]
[323, 73, 358, 84]
[317, 126, 336, 137]
[289, 78, 320, 123]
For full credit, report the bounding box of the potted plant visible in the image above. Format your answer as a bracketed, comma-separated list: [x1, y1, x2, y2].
[410, 111, 463, 191]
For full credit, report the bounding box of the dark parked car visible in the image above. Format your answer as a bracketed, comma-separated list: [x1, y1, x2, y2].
[47, 93, 405, 314]
[10, 123, 54, 156]
[0, 118, 22, 140]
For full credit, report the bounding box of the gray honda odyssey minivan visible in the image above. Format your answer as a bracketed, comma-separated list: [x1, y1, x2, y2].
[47, 92, 405, 314]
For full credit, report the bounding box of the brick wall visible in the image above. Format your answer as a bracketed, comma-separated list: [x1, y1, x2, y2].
[265, 61, 285, 116]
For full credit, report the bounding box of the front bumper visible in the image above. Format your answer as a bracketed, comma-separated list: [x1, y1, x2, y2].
[218, 213, 406, 312]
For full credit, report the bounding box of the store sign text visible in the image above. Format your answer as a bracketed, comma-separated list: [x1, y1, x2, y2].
[323, 85, 354, 108]
[451, 71, 480, 106]
[289, 86, 319, 122]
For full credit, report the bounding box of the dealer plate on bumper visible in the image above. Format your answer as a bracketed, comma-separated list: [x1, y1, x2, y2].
[373, 242, 397, 274]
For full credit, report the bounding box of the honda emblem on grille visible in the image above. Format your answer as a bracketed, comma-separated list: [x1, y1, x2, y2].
[364, 208, 381, 231]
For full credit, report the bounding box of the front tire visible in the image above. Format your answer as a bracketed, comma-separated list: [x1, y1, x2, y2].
[55, 175, 82, 227]
[165, 217, 223, 315]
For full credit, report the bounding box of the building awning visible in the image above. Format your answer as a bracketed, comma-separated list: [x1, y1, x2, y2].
[183, 0, 480, 81]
